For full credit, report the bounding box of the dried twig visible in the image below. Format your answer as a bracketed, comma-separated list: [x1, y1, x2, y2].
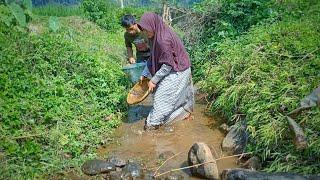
[154, 151, 184, 176]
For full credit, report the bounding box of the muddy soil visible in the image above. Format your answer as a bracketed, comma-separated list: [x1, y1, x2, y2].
[96, 94, 239, 179]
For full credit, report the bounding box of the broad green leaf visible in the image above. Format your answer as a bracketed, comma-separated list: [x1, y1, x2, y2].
[49, 16, 59, 32]
[8, 2, 26, 27]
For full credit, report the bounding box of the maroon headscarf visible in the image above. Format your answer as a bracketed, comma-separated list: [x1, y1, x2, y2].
[138, 12, 191, 75]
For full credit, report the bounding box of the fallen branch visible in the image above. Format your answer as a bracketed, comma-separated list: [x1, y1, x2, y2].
[287, 106, 312, 118]
[300, 48, 319, 61]
[154, 152, 252, 178]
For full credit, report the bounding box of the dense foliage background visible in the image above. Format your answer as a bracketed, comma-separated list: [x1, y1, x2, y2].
[187, 0, 320, 174]
[0, 0, 319, 178]
[0, 1, 135, 178]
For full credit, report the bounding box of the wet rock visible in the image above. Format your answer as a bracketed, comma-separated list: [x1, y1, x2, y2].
[159, 151, 175, 161]
[188, 142, 219, 180]
[241, 156, 261, 170]
[288, 86, 320, 117]
[121, 161, 143, 179]
[107, 171, 122, 180]
[219, 123, 230, 132]
[300, 86, 320, 107]
[164, 172, 185, 180]
[222, 121, 248, 154]
[143, 170, 155, 180]
[116, 167, 122, 172]
[221, 168, 320, 180]
[108, 155, 127, 168]
[81, 159, 115, 176]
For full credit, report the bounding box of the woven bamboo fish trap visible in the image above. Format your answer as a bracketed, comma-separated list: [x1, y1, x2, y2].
[127, 78, 150, 105]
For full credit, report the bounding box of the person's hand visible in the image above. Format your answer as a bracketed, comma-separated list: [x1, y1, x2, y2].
[148, 81, 156, 92]
[129, 57, 136, 64]
[140, 76, 145, 82]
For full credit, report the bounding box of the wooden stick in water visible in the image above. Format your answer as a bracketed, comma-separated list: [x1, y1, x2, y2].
[153, 151, 184, 176]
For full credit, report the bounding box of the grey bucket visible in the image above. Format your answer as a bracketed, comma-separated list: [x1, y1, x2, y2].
[122, 62, 146, 83]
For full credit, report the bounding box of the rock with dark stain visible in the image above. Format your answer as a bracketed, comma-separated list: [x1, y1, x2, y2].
[81, 159, 115, 176]
[241, 156, 261, 170]
[108, 155, 127, 168]
[188, 142, 219, 180]
[219, 123, 230, 132]
[107, 171, 122, 180]
[222, 120, 248, 154]
[121, 161, 143, 179]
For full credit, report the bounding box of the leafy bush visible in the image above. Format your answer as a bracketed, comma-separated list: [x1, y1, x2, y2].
[185, 0, 278, 81]
[82, 0, 149, 31]
[193, 0, 275, 44]
[0, 15, 128, 179]
[1, 0, 33, 28]
[198, 1, 320, 174]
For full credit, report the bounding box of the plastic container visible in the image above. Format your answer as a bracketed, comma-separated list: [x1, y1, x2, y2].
[122, 62, 146, 83]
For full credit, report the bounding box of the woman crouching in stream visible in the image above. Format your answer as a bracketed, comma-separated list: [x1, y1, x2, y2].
[139, 12, 194, 131]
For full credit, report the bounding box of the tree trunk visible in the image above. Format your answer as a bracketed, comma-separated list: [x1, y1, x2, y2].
[162, 0, 172, 26]
[120, 0, 124, 9]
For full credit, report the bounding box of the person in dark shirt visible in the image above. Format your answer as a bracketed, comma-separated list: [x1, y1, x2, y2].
[121, 15, 151, 64]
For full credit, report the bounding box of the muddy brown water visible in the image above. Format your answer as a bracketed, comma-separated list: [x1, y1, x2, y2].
[97, 94, 239, 179]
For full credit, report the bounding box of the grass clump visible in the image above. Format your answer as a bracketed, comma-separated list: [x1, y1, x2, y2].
[197, 1, 320, 174]
[32, 3, 83, 17]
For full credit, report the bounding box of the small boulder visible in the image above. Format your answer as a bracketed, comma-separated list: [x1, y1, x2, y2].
[81, 159, 115, 176]
[107, 171, 122, 180]
[108, 155, 127, 168]
[222, 121, 248, 154]
[121, 161, 143, 179]
[143, 170, 156, 180]
[241, 156, 261, 170]
[219, 123, 230, 132]
[188, 142, 219, 180]
[164, 172, 185, 180]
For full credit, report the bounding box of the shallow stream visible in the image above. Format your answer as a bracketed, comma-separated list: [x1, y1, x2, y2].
[97, 95, 239, 179]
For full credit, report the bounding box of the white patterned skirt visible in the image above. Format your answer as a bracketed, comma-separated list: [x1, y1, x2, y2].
[146, 67, 194, 126]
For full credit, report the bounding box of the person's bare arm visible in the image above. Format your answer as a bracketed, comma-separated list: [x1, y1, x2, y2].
[127, 47, 135, 64]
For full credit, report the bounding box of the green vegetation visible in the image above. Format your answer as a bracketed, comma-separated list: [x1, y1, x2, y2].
[0, 3, 129, 178]
[82, 0, 150, 31]
[2, 0, 33, 28]
[190, 0, 320, 174]
[32, 3, 83, 17]
[1, 0, 319, 178]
